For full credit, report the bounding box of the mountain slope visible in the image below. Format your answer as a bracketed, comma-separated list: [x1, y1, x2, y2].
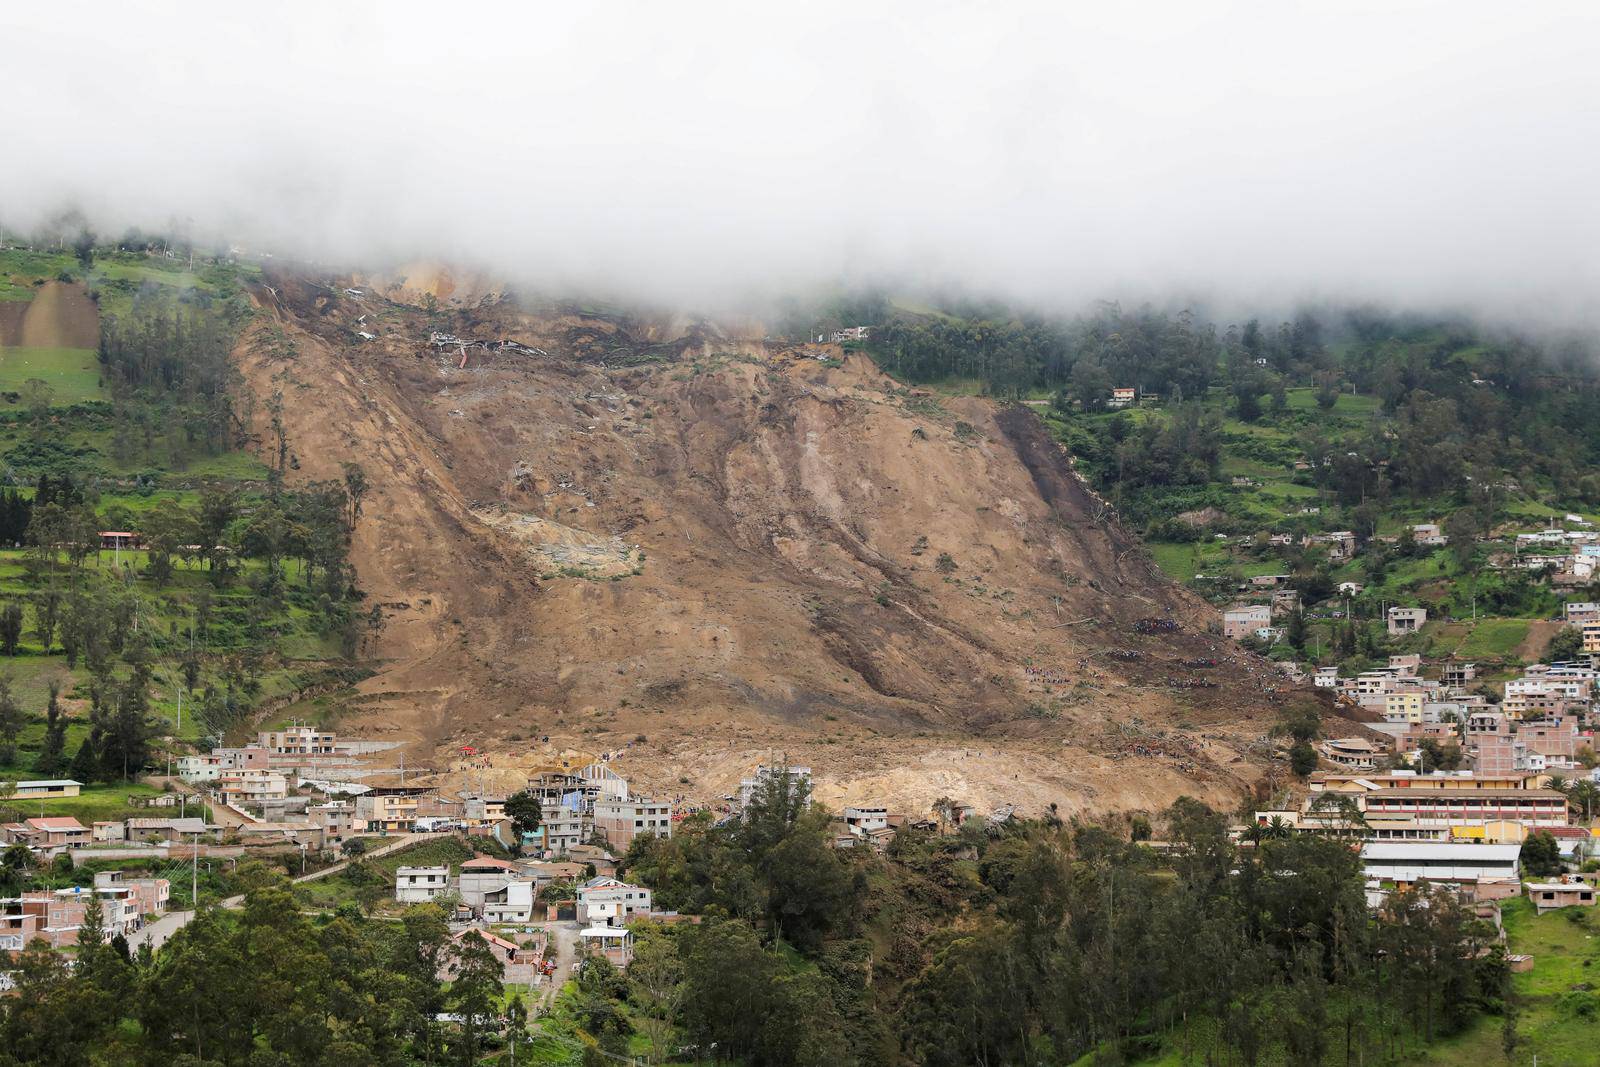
[237, 272, 1300, 817]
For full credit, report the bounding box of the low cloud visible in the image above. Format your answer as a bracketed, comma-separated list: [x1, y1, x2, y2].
[3, 2, 1597, 322]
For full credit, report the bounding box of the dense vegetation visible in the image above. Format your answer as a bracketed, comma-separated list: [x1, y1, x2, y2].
[844, 295, 1600, 676]
[2, 776, 1506, 1066]
[0, 868, 512, 1067]
[0, 243, 370, 812]
[595, 774, 1506, 1066]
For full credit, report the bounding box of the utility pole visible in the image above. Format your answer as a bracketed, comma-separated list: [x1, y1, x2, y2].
[191, 831, 199, 912]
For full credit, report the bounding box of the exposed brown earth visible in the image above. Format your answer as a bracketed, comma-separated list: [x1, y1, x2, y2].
[0, 280, 101, 348]
[238, 269, 1306, 820]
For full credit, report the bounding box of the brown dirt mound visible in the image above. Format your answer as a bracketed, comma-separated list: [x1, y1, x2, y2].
[14, 281, 99, 349]
[234, 274, 1299, 818]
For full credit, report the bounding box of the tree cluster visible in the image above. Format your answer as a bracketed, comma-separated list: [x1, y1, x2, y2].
[0, 875, 506, 1067]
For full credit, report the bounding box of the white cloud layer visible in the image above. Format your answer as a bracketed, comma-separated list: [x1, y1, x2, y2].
[3, 2, 1597, 319]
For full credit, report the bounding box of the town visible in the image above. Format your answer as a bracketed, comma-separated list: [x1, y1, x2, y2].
[6, 680, 1600, 1061]
[2, 729, 927, 969]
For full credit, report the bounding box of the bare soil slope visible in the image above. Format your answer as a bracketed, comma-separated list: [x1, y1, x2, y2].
[0, 281, 99, 348]
[239, 272, 1299, 817]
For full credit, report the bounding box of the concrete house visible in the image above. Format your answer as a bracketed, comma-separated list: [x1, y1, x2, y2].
[217, 771, 290, 806]
[308, 801, 356, 844]
[1565, 602, 1600, 626]
[540, 804, 589, 853]
[1384, 691, 1427, 724]
[482, 880, 537, 923]
[1525, 880, 1597, 913]
[844, 806, 890, 834]
[1223, 604, 1272, 640]
[394, 865, 452, 903]
[356, 787, 430, 832]
[257, 726, 339, 756]
[458, 855, 526, 908]
[177, 754, 226, 783]
[1386, 607, 1427, 635]
[592, 798, 673, 851]
[1582, 621, 1600, 654]
[93, 870, 169, 917]
[576, 877, 652, 927]
[464, 795, 506, 825]
[0, 900, 45, 951]
[24, 817, 89, 850]
[1412, 523, 1447, 546]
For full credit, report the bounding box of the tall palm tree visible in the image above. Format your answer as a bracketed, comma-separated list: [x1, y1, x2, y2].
[1567, 779, 1599, 825]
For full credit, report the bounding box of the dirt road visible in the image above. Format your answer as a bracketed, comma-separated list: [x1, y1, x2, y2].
[535, 921, 581, 1011]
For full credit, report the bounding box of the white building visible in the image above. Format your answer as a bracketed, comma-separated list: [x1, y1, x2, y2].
[843, 806, 890, 834]
[483, 880, 537, 923]
[176, 755, 226, 783]
[1359, 841, 1520, 885]
[394, 865, 452, 903]
[575, 877, 653, 927]
[737, 765, 813, 809]
[458, 856, 526, 908]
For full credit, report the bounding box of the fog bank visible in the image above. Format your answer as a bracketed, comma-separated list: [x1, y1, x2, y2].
[3, 2, 1597, 321]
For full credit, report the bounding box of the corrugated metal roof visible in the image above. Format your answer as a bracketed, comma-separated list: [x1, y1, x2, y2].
[1362, 842, 1522, 859]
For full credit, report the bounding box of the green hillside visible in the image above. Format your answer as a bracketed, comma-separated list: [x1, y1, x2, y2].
[0, 241, 368, 797]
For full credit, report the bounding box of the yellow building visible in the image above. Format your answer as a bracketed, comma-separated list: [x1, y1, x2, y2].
[1384, 691, 1426, 724]
[1449, 820, 1528, 844]
[1583, 621, 1600, 654]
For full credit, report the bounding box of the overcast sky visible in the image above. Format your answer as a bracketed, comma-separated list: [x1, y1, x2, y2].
[3, 2, 1597, 319]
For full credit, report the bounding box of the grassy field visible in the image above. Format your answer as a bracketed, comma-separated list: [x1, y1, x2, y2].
[1097, 896, 1600, 1066]
[0, 781, 177, 824]
[299, 836, 476, 909]
[1450, 617, 1532, 660]
[1147, 543, 1210, 582]
[0, 347, 103, 404]
[1415, 897, 1600, 1066]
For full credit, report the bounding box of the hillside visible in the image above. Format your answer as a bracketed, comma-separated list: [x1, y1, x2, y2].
[236, 270, 1304, 817]
[0, 245, 356, 827]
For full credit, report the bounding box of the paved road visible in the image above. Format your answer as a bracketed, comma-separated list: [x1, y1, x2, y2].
[130, 834, 423, 951]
